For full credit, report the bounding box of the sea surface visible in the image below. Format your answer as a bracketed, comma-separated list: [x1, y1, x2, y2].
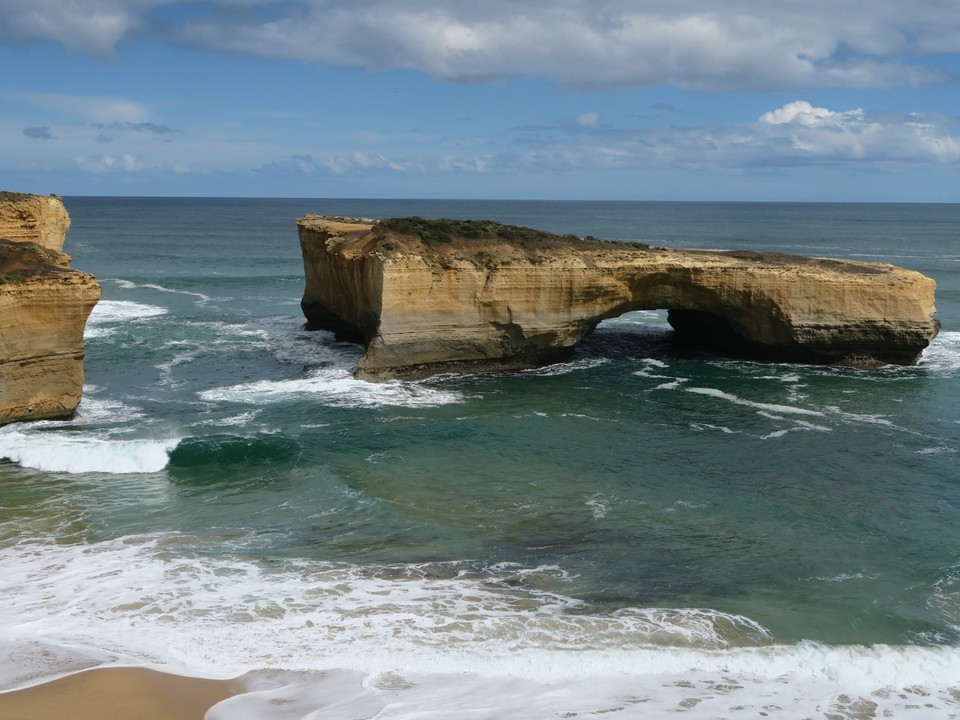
[2, 198, 960, 718]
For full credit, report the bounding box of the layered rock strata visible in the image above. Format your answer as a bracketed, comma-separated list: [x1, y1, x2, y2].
[0, 191, 72, 252]
[0, 193, 100, 424]
[298, 215, 939, 381]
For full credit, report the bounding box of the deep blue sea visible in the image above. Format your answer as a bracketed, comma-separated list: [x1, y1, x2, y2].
[2, 198, 960, 718]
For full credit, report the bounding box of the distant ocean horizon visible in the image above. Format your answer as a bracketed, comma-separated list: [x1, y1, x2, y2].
[2, 197, 959, 717]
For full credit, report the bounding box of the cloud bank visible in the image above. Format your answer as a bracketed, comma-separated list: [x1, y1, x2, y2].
[269, 100, 960, 178]
[2, 0, 958, 90]
[493, 105, 959, 180]
[7, 94, 958, 181]
[0, 0, 151, 58]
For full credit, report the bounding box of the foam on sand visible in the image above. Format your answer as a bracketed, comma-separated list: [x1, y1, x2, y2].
[3, 537, 960, 718]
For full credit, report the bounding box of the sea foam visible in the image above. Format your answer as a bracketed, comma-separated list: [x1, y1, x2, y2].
[920, 331, 960, 375]
[686, 387, 824, 416]
[84, 299, 168, 339]
[521, 358, 609, 376]
[0, 428, 178, 474]
[199, 369, 463, 409]
[87, 299, 168, 323]
[4, 537, 960, 718]
[111, 278, 220, 304]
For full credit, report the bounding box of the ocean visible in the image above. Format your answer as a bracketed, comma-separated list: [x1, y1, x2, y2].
[1, 198, 959, 718]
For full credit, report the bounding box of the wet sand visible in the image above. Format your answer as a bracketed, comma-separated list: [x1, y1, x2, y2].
[0, 666, 243, 720]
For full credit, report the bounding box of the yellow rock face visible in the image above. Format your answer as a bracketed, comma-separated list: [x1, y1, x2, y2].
[0, 194, 100, 424]
[0, 192, 71, 252]
[298, 215, 939, 381]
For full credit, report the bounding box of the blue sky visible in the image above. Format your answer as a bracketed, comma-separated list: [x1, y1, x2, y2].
[2, 1, 959, 201]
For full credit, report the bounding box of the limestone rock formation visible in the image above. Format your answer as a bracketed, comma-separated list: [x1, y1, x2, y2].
[298, 215, 939, 381]
[0, 193, 100, 425]
[0, 191, 72, 252]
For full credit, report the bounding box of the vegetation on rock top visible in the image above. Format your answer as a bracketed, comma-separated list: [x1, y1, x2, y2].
[374, 217, 603, 249]
[0, 239, 67, 282]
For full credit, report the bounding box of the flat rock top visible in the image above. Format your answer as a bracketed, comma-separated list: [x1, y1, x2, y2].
[298, 214, 897, 277]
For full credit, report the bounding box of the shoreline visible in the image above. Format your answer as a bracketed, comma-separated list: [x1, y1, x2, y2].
[0, 666, 244, 720]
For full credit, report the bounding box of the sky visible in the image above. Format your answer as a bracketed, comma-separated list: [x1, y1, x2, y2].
[2, 0, 959, 201]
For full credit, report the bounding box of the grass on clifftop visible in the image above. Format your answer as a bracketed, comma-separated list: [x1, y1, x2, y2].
[0, 239, 66, 281]
[374, 217, 594, 248]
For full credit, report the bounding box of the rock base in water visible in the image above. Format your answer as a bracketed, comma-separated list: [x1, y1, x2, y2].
[0, 194, 100, 424]
[297, 215, 939, 381]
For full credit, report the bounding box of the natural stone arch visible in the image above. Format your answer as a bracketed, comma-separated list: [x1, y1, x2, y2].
[297, 216, 939, 381]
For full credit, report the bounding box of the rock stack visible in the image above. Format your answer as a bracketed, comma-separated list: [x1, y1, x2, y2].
[0, 192, 101, 424]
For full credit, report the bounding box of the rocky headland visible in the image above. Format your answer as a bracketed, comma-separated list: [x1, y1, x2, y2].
[297, 215, 939, 381]
[0, 192, 101, 424]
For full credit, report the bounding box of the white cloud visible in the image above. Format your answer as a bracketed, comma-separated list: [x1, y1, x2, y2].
[268, 100, 960, 179]
[497, 100, 960, 172]
[1, 1, 958, 90]
[758, 101, 863, 128]
[754, 101, 960, 163]
[4, 95, 957, 186]
[174, 2, 945, 90]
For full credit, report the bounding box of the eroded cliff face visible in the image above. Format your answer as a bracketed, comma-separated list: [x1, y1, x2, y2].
[0, 191, 71, 252]
[298, 215, 939, 381]
[0, 194, 100, 424]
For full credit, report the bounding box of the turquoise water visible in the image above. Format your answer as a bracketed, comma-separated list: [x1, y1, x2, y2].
[2, 199, 960, 717]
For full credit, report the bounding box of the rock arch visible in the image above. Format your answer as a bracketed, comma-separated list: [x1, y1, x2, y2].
[298, 216, 939, 381]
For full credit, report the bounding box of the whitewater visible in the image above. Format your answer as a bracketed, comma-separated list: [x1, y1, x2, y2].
[1, 198, 959, 718]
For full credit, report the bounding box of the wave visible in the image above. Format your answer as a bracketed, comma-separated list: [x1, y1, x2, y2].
[920, 331, 960, 375]
[110, 278, 220, 304]
[75, 392, 146, 423]
[196, 411, 261, 427]
[3, 538, 960, 717]
[168, 434, 301, 469]
[84, 300, 168, 339]
[87, 299, 168, 324]
[205, 656, 960, 719]
[520, 358, 610, 377]
[0, 428, 178, 474]
[0, 423, 304, 475]
[685, 386, 824, 417]
[199, 369, 464, 409]
[0, 537, 776, 672]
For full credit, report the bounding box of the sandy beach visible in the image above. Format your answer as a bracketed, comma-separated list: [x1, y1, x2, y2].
[0, 667, 243, 720]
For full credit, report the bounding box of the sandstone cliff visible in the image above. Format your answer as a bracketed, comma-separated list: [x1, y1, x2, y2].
[0, 194, 100, 424]
[298, 215, 939, 381]
[0, 191, 72, 252]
